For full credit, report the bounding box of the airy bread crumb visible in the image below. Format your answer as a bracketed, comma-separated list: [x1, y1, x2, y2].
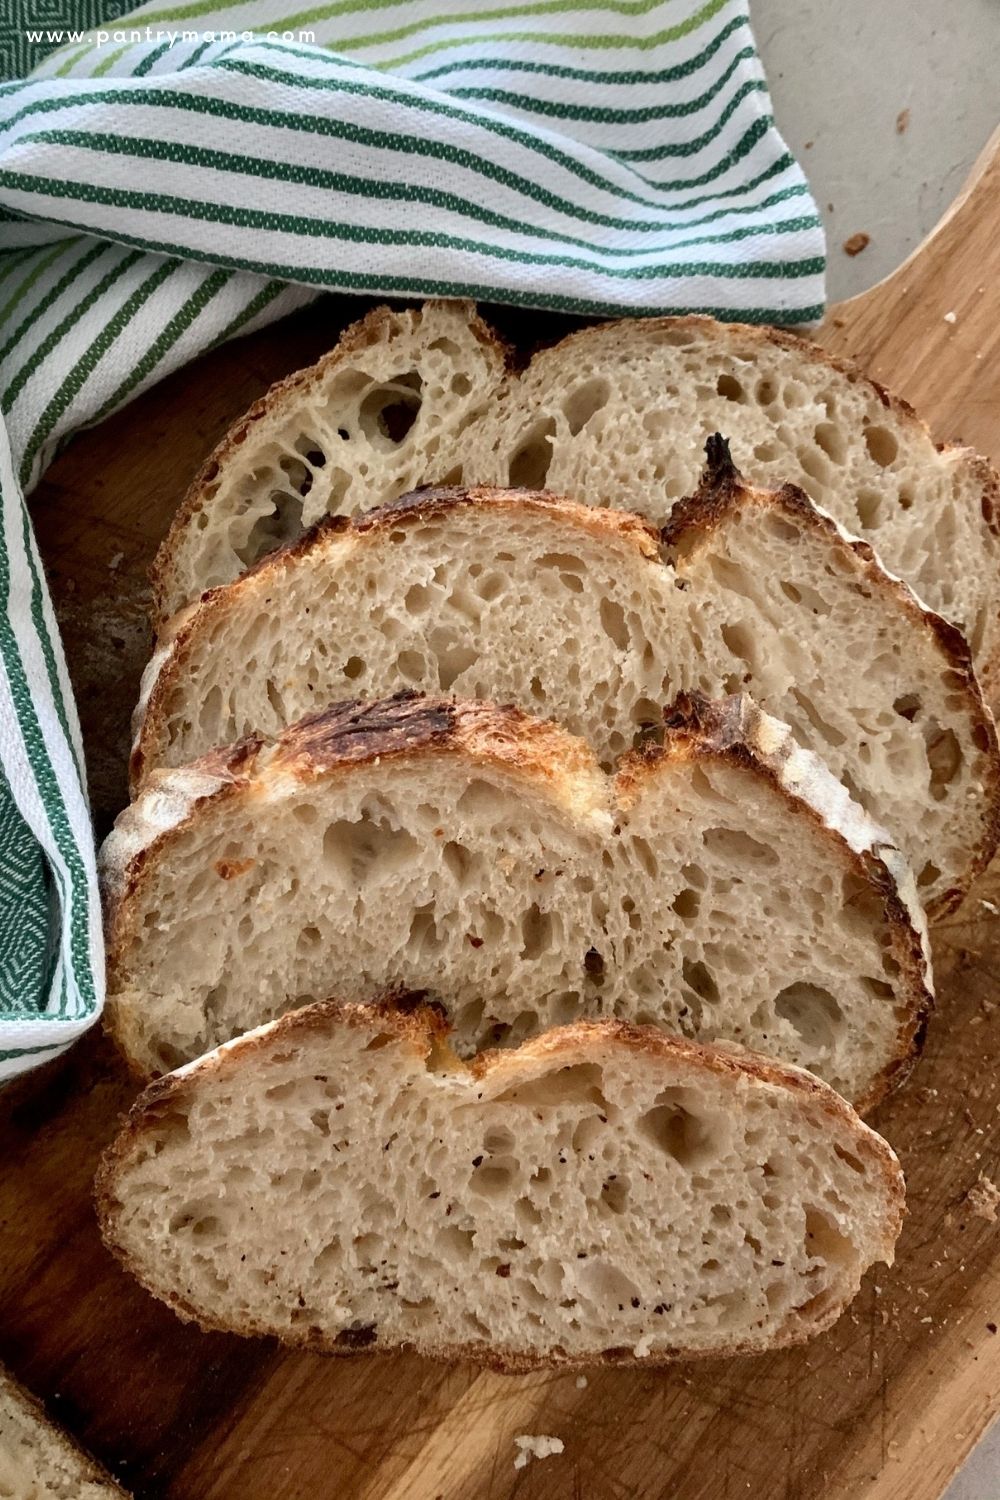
[103, 693, 931, 1108]
[96, 1003, 905, 1369]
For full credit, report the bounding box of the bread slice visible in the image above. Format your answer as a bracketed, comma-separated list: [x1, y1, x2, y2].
[101, 692, 931, 1108]
[151, 300, 510, 622]
[96, 1001, 905, 1371]
[132, 454, 1000, 917]
[0, 1368, 127, 1499]
[148, 304, 1000, 704]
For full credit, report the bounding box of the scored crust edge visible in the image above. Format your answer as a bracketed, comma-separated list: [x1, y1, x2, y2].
[95, 1000, 905, 1375]
[618, 689, 933, 1114]
[102, 690, 933, 1108]
[148, 300, 513, 627]
[664, 437, 1000, 915]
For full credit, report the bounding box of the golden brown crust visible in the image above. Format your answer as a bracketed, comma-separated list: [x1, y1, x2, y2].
[96, 1003, 904, 1373]
[149, 301, 513, 625]
[104, 692, 604, 1026]
[351, 484, 662, 554]
[106, 687, 933, 1101]
[134, 459, 1000, 916]
[133, 488, 659, 790]
[266, 690, 601, 791]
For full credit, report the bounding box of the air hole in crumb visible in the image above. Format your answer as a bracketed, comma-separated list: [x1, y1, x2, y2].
[925, 722, 961, 800]
[864, 425, 898, 468]
[682, 958, 719, 1006]
[893, 693, 921, 722]
[235, 491, 305, 566]
[358, 373, 422, 447]
[672, 887, 700, 920]
[520, 903, 553, 961]
[442, 840, 472, 884]
[855, 488, 883, 528]
[702, 826, 779, 866]
[804, 1206, 853, 1268]
[774, 983, 843, 1051]
[813, 422, 847, 465]
[834, 1143, 866, 1175]
[436, 1224, 475, 1259]
[563, 376, 610, 435]
[599, 597, 630, 651]
[508, 416, 556, 488]
[577, 1258, 640, 1305]
[716, 372, 746, 403]
[471, 1162, 514, 1197]
[638, 1089, 719, 1167]
[599, 1175, 630, 1214]
[495, 1063, 608, 1112]
[404, 583, 434, 614]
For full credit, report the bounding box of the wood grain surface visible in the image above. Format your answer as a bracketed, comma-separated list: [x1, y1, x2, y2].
[3, 141, 1000, 1500]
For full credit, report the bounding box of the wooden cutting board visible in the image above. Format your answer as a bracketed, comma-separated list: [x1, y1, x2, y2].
[4, 133, 1000, 1500]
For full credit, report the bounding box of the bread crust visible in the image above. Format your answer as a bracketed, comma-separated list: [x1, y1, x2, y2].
[151, 304, 1000, 698]
[131, 485, 661, 790]
[0, 1368, 128, 1496]
[103, 691, 606, 1054]
[95, 1002, 904, 1374]
[498, 313, 1000, 544]
[131, 471, 1000, 918]
[149, 301, 512, 625]
[660, 437, 1000, 915]
[104, 691, 932, 1108]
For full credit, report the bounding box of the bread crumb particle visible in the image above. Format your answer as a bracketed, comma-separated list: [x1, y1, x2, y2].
[575, 1375, 588, 1389]
[843, 232, 870, 257]
[109, 552, 124, 571]
[966, 1175, 1000, 1222]
[896, 108, 910, 134]
[943, 311, 958, 324]
[514, 1435, 564, 1470]
[981, 899, 998, 915]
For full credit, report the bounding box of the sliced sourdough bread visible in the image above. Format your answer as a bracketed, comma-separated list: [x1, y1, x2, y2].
[96, 1001, 905, 1370]
[148, 303, 1000, 704]
[151, 300, 509, 622]
[101, 692, 931, 1108]
[0, 1368, 128, 1499]
[132, 452, 1000, 917]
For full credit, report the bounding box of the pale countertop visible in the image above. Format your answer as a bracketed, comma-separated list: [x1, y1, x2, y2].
[752, 4, 1000, 1495]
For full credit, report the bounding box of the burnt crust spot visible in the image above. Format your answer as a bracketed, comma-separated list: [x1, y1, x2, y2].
[273, 691, 460, 773]
[335, 1323, 378, 1349]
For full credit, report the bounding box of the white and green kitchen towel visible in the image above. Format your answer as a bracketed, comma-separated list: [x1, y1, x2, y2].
[0, 0, 825, 1080]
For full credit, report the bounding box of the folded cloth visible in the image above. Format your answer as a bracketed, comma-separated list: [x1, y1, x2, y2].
[0, 0, 825, 1079]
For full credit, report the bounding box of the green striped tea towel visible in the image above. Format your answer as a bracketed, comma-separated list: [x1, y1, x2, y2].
[0, 0, 825, 1080]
